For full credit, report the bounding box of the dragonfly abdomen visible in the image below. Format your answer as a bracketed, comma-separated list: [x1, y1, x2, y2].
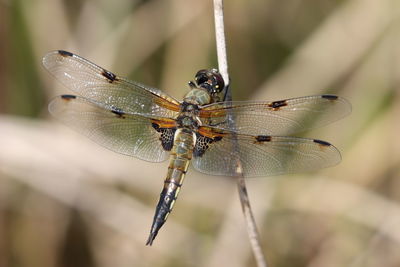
[146, 129, 196, 245]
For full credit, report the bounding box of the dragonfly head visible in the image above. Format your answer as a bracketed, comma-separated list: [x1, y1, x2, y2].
[192, 69, 225, 102]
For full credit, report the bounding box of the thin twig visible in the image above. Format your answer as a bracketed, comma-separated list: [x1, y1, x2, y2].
[212, 1, 268, 266]
[213, 0, 229, 84]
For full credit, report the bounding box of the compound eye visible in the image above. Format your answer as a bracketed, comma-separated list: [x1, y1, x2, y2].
[194, 69, 225, 94]
[210, 69, 225, 93]
[194, 69, 210, 87]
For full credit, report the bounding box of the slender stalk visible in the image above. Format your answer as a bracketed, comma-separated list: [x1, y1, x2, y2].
[213, 0, 229, 84]
[212, 1, 268, 266]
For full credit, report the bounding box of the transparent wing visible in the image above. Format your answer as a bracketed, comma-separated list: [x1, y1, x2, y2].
[43, 50, 180, 118]
[49, 95, 174, 162]
[199, 95, 351, 136]
[192, 128, 341, 177]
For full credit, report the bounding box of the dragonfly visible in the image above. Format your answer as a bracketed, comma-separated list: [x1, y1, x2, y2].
[43, 50, 351, 245]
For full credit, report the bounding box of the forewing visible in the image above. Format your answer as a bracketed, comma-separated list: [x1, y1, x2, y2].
[43, 50, 180, 118]
[199, 95, 351, 135]
[49, 95, 177, 162]
[192, 127, 341, 177]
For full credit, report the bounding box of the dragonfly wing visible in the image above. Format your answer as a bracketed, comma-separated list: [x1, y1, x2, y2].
[199, 95, 351, 136]
[43, 50, 180, 118]
[192, 127, 341, 177]
[49, 95, 177, 162]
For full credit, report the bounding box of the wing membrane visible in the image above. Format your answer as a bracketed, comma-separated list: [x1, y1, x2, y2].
[43, 50, 180, 119]
[199, 95, 351, 135]
[192, 127, 341, 177]
[49, 95, 173, 162]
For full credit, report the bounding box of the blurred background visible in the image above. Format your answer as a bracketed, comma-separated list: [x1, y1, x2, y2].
[1, 0, 400, 266]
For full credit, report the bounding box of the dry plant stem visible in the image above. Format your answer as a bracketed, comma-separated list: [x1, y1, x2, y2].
[213, 0, 229, 84]
[213, 1, 268, 266]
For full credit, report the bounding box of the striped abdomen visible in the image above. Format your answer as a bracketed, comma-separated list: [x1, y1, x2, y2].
[146, 129, 196, 245]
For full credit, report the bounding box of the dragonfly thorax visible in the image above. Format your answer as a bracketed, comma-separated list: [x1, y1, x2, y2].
[177, 100, 203, 130]
[183, 88, 211, 106]
[180, 102, 199, 113]
[176, 114, 200, 130]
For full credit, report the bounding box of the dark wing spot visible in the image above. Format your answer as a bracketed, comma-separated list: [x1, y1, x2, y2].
[102, 70, 117, 83]
[194, 135, 212, 157]
[58, 50, 73, 57]
[214, 136, 223, 141]
[160, 128, 176, 151]
[111, 107, 125, 118]
[152, 123, 162, 132]
[321, 95, 338, 100]
[255, 135, 272, 142]
[151, 123, 176, 151]
[152, 123, 160, 131]
[61, 94, 76, 101]
[194, 134, 223, 157]
[313, 139, 331, 147]
[269, 100, 287, 109]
